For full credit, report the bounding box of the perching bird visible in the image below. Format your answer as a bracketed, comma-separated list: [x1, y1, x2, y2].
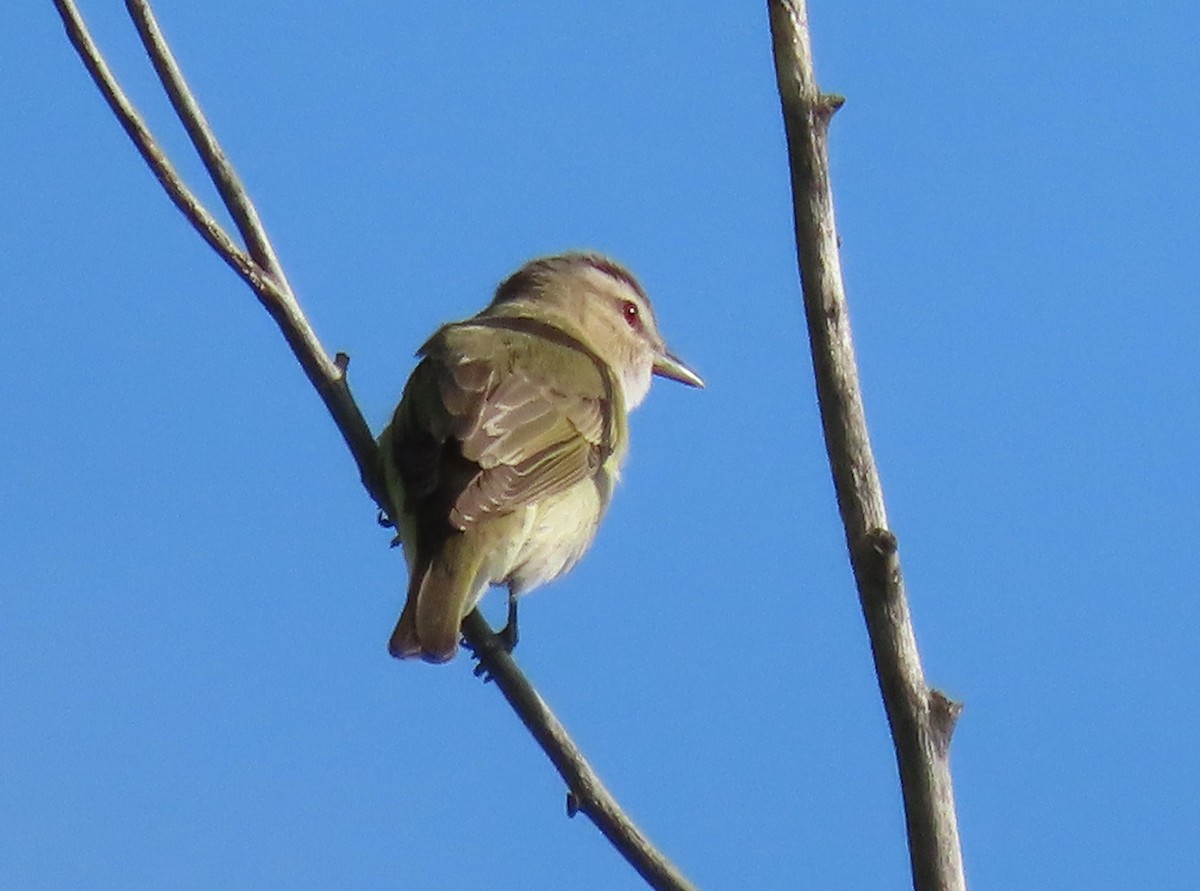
[377, 252, 703, 663]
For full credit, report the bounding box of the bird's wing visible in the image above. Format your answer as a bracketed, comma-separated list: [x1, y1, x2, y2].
[388, 317, 619, 533]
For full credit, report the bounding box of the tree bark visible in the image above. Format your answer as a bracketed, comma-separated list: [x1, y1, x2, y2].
[767, 2, 968, 889]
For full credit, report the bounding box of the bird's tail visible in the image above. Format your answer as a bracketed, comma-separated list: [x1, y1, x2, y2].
[389, 535, 485, 663]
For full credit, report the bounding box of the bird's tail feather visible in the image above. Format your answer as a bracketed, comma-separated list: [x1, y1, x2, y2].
[388, 536, 484, 663]
[387, 588, 423, 660]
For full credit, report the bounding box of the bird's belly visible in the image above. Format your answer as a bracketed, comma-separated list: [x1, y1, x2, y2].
[505, 480, 603, 596]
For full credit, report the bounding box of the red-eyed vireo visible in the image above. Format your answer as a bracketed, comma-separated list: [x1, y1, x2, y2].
[378, 252, 703, 663]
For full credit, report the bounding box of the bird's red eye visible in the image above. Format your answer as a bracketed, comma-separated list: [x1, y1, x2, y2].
[622, 300, 641, 328]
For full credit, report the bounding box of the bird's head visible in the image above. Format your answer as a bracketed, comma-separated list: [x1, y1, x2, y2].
[487, 252, 703, 409]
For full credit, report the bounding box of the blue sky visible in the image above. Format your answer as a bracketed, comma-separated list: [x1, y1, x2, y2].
[4, 2, 1199, 888]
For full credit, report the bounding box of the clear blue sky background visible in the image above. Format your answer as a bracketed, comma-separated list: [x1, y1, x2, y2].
[3, 2, 1198, 888]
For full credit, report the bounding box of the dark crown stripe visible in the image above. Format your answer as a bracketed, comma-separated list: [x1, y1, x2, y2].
[581, 255, 648, 302]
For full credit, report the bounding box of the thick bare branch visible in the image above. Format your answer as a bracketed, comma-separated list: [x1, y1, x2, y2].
[53, 2, 694, 888]
[767, 2, 967, 889]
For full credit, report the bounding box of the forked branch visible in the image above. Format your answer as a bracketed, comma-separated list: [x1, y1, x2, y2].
[52, 2, 694, 889]
[767, 2, 967, 889]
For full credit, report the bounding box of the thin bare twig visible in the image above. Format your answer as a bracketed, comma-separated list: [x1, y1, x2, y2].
[51, 0, 243, 275]
[53, 2, 695, 888]
[767, 2, 967, 890]
[52, 0, 374, 494]
[124, 0, 290, 286]
[464, 613, 697, 891]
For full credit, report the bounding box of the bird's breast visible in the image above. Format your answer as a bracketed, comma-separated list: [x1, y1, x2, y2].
[505, 475, 609, 596]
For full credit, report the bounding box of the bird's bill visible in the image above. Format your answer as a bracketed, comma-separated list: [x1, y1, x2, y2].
[653, 350, 705, 388]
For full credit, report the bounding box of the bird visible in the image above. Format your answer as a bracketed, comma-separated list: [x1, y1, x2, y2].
[377, 251, 703, 663]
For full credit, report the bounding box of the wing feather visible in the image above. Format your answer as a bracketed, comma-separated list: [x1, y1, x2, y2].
[388, 318, 617, 536]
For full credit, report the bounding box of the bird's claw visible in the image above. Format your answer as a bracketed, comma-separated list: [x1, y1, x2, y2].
[463, 598, 518, 683]
[462, 634, 495, 682]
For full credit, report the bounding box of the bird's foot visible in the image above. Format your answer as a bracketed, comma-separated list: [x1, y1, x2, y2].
[497, 595, 519, 654]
